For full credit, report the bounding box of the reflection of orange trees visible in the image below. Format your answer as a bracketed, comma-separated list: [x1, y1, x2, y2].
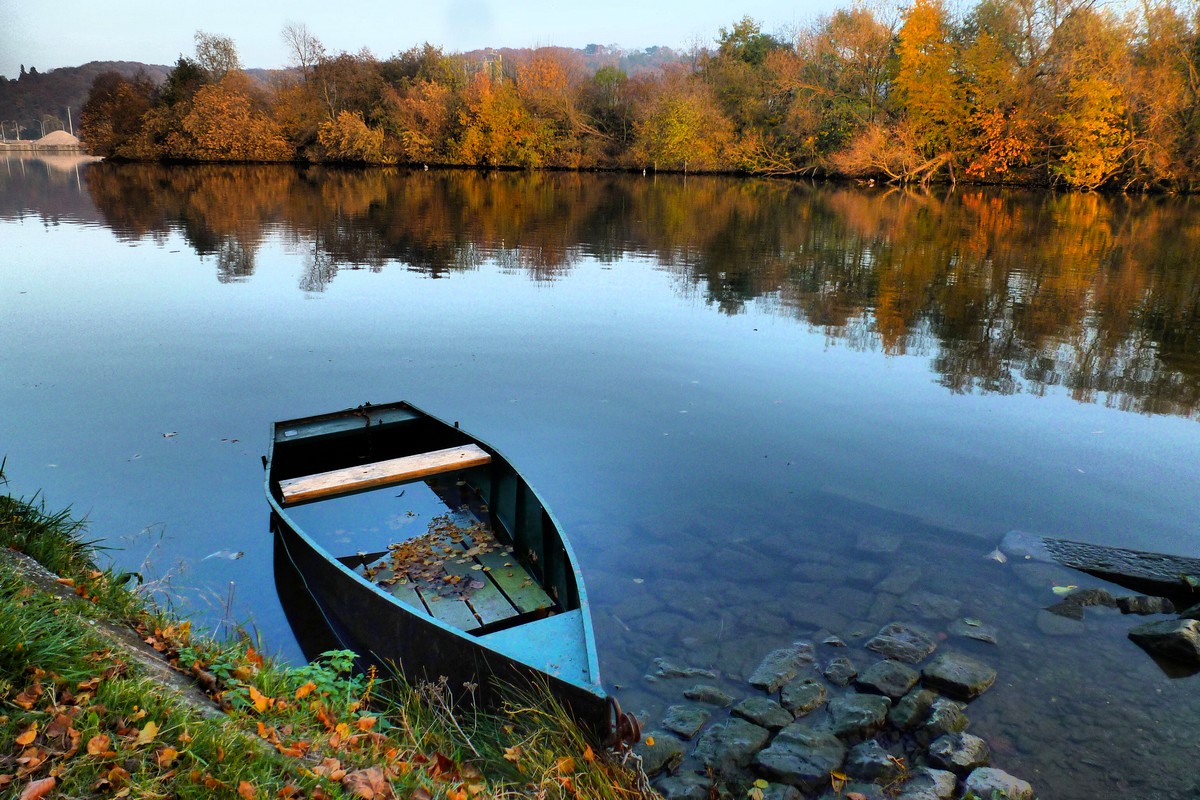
[78, 165, 1200, 415]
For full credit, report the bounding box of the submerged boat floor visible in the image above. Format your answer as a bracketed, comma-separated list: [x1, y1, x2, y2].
[346, 510, 554, 634]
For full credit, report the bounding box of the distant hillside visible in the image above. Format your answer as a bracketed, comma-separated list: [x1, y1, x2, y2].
[0, 61, 171, 139]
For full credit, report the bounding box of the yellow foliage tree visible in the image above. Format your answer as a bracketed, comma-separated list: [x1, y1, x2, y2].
[1054, 75, 1129, 189]
[317, 110, 391, 163]
[171, 76, 292, 161]
[455, 72, 555, 167]
[894, 0, 965, 160]
[633, 75, 733, 172]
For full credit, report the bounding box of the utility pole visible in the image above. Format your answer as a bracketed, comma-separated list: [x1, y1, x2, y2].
[67, 107, 73, 136]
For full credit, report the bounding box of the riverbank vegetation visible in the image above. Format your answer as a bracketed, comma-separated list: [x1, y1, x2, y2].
[77, 0, 1200, 190]
[0, 469, 647, 799]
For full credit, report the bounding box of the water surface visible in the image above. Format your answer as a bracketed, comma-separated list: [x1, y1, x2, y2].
[3, 159, 1199, 798]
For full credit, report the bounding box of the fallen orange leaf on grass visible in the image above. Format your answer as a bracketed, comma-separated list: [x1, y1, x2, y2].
[238, 779, 258, 799]
[15, 724, 38, 746]
[248, 686, 271, 713]
[18, 776, 55, 800]
[86, 734, 113, 756]
[295, 681, 317, 700]
[156, 747, 179, 767]
[134, 721, 160, 747]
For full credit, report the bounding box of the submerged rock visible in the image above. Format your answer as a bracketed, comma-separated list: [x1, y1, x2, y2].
[887, 688, 937, 731]
[918, 697, 970, 743]
[635, 730, 686, 777]
[963, 767, 1034, 800]
[905, 590, 962, 620]
[733, 696, 793, 731]
[947, 618, 999, 645]
[653, 657, 718, 679]
[876, 565, 924, 595]
[1036, 608, 1084, 636]
[855, 659, 919, 699]
[1127, 619, 1200, 665]
[696, 718, 771, 775]
[753, 725, 846, 792]
[1116, 595, 1176, 615]
[927, 732, 990, 776]
[823, 656, 858, 687]
[844, 739, 905, 783]
[921, 653, 996, 700]
[780, 677, 828, 717]
[866, 622, 937, 664]
[1045, 587, 1118, 620]
[895, 767, 957, 800]
[656, 773, 710, 800]
[827, 693, 891, 741]
[749, 643, 816, 693]
[684, 684, 736, 707]
[661, 704, 711, 740]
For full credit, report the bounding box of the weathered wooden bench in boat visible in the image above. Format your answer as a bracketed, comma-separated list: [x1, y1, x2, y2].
[265, 401, 638, 745]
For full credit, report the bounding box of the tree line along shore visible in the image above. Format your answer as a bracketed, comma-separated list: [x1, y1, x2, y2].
[74, 0, 1200, 192]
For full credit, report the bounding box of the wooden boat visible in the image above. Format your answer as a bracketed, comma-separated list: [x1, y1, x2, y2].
[265, 401, 635, 743]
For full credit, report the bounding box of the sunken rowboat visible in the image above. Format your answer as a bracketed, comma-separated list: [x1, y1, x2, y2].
[264, 401, 637, 744]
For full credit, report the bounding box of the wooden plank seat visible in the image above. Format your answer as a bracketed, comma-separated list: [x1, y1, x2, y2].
[279, 444, 492, 504]
[348, 525, 554, 635]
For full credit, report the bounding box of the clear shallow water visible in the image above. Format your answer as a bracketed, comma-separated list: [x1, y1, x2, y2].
[3, 158, 1200, 797]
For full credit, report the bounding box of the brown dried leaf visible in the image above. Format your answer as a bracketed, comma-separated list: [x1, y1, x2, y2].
[341, 767, 394, 799]
[18, 776, 55, 800]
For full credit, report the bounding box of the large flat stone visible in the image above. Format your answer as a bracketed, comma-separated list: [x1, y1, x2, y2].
[634, 730, 686, 777]
[749, 643, 816, 692]
[753, 726, 846, 792]
[855, 659, 919, 699]
[733, 696, 793, 731]
[964, 767, 1034, 800]
[661, 704, 711, 740]
[827, 693, 891, 741]
[781, 677, 828, 717]
[921, 652, 996, 700]
[696, 718, 771, 776]
[866, 622, 937, 664]
[1128, 619, 1200, 665]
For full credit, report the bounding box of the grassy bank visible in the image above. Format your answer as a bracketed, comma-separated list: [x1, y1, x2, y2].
[0, 468, 650, 799]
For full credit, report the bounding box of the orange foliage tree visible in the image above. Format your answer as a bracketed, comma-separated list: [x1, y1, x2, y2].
[169, 75, 292, 161]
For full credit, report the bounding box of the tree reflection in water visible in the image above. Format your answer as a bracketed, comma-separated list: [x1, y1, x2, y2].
[76, 163, 1200, 419]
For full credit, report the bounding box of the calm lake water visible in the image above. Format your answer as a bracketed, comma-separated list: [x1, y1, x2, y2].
[3, 157, 1200, 798]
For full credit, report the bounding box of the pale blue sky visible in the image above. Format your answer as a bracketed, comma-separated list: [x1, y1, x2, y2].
[0, 0, 843, 78]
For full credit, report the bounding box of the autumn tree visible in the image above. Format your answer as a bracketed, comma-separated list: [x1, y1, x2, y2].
[455, 70, 554, 167]
[893, 0, 967, 178]
[959, 0, 1037, 180]
[317, 110, 389, 162]
[79, 71, 155, 157]
[193, 31, 241, 82]
[784, 5, 897, 165]
[282, 22, 325, 85]
[1044, 6, 1133, 188]
[170, 74, 291, 161]
[633, 68, 734, 172]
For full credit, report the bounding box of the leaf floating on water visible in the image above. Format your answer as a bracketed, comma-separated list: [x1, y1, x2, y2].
[963, 618, 983, 627]
[984, 547, 1008, 564]
[202, 549, 245, 561]
[632, 578, 644, 584]
[162, 432, 178, 438]
[1051, 585, 1078, 596]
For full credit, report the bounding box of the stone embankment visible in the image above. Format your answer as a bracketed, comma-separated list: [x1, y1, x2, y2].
[635, 626, 1033, 800]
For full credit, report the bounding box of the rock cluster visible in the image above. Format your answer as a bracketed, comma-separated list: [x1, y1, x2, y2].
[635, 627, 1033, 800]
